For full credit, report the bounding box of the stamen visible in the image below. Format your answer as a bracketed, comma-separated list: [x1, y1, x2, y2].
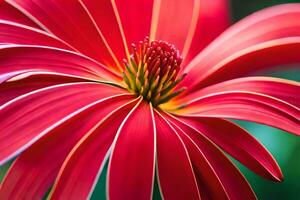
[123, 37, 186, 106]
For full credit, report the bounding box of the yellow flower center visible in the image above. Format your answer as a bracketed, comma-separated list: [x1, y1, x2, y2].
[123, 37, 186, 106]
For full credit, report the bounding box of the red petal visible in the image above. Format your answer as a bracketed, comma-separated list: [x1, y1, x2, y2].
[154, 111, 200, 200]
[183, 4, 300, 90]
[79, 0, 128, 69]
[166, 114, 257, 200]
[182, 0, 230, 66]
[0, 20, 72, 50]
[153, 0, 197, 52]
[115, 0, 154, 46]
[108, 101, 155, 200]
[0, 72, 92, 105]
[177, 115, 283, 181]
[0, 94, 135, 199]
[0, 1, 40, 28]
[0, 82, 125, 165]
[0, 45, 121, 81]
[182, 91, 300, 135]
[180, 77, 300, 108]
[49, 98, 140, 199]
[9, 0, 121, 70]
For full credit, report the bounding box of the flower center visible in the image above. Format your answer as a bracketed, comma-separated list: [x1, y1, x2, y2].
[123, 37, 186, 106]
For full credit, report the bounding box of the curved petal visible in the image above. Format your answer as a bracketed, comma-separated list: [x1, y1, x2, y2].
[0, 94, 135, 199]
[177, 116, 283, 181]
[181, 91, 300, 136]
[165, 113, 257, 200]
[8, 0, 121, 70]
[0, 20, 73, 50]
[182, 0, 230, 66]
[107, 101, 155, 200]
[115, 0, 154, 47]
[0, 72, 92, 106]
[183, 4, 300, 90]
[154, 110, 200, 200]
[0, 1, 39, 28]
[180, 77, 300, 108]
[49, 98, 140, 200]
[0, 82, 125, 165]
[152, 0, 197, 53]
[0, 45, 121, 81]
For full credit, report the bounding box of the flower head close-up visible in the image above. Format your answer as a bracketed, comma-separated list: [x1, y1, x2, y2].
[0, 0, 299, 199]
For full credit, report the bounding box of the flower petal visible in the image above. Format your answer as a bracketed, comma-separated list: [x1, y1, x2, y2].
[180, 77, 300, 108]
[0, 72, 92, 106]
[182, 0, 230, 66]
[154, 111, 200, 200]
[0, 1, 39, 28]
[0, 45, 121, 81]
[152, 0, 197, 52]
[8, 0, 121, 70]
[183, 4, 300, 90]
[0, 82, 125, 165]
[107, 101, 155, 200]
[115, 0, 154, 46]
[0, 94, 135, 199]
[0, 20, 73, 50]
[182, 91, 300, 135]
[177, 116, 283, 181]
[166, 114, 257, 200]
[49, 98, 140, 199]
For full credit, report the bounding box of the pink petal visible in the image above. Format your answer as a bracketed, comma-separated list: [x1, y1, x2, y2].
[0, 1, 40, 28]
[114, 0, 154, 46]
[0, 82, 125, 165]
[0, 72, 92, 105]
[182, 0, 230, 66]
[108, 101, 155, 200]
[0, 20, 72, 50]
[166, 114, 257, 199]
[49, 98, 140, 199]
[182, 91, 300, 135]
[0, 94, 135, 199]
[79, 0, 128, 69]
[177, 116, 283, 181]
[182, 4, 300, 90]
[0, 45, 121, 81]
[154, 111, 200, 200]
[180, 77, 300, 108]
[153, 0, 197, 52]
[9, 0, 121, 70]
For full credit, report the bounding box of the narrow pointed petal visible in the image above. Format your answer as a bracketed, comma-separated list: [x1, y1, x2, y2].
[115, 0, 154, 46]
[0, 94, 135, 199]
[180, 77, 300, 108]
[0, 45, 121, 81]
[8, 0, 120, 69]
[0, 1, 40, 28]
[49, 98, 140, 200]
[0, 20, 72, 50]
[79, 0, 128, 68]
[182, 91, 300, 135]
[108, 101, 155, 200]
[183, 0, 230, 66]
[153, 0, 197, 52]
[166, 114, 257, 200]
[0, 82, 125, 165]
[154, 111, 200, 200]
[0, 72, 92, 106]
[177, 116, 283, 181]
[183, 4, 300, 90]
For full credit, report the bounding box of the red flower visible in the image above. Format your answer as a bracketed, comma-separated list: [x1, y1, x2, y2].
[0, 0, 299, 199]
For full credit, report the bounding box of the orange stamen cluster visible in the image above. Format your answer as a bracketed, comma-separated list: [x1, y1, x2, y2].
[123, 37, 186, 106]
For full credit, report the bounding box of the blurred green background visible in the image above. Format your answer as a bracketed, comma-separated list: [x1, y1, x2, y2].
[1, 0, 300, 199]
